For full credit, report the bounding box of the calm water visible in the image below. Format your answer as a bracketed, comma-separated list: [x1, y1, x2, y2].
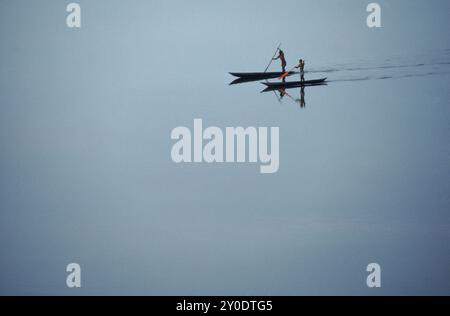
[0, 0, 449, 295]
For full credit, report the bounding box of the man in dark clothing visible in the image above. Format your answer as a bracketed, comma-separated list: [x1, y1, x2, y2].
[273, 49, 287, 73]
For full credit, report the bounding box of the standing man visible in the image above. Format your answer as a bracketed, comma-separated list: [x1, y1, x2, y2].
[295, 59, 305, 82]
[273, 49, 287, 73]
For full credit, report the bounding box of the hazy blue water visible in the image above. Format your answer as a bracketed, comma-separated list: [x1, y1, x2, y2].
[0, 0, 449, 295]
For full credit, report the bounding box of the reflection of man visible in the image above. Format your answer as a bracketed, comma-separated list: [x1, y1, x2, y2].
[300, 86, 306, 108]
[273, 49, 287, 73]
[278, 88, 287, 99]
[296, 87, 306, 108]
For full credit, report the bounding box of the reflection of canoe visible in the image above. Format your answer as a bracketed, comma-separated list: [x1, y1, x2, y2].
[229, 72, 296, 81]
[230, 77, 279, 85]
[261, 78, 327, 93]
[262, 78, 327, 89]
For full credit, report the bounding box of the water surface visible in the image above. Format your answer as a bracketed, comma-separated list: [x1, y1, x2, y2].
[0, 0, 449, 295]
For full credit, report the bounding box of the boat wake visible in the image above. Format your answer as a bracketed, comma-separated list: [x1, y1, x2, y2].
[307, 49, 450, 84]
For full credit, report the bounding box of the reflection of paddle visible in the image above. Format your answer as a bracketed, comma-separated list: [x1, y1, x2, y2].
[278, 66, 296, 80]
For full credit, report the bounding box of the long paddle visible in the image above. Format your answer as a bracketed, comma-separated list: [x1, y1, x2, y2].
[263, 43, 283, 103]
[264, 43, 282, 74]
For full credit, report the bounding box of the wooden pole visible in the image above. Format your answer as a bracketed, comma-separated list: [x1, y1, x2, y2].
[263, 43, 282, 73]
